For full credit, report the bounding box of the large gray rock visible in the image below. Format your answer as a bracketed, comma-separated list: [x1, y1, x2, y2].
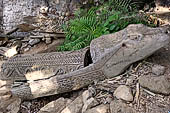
[61, 95, 84, 113]
[84, 104, 110, 113]
[151, 65, 165, 76]
[90, 24, 170, 78]
[110, 100, 136, 113]
[38, 97, 72, 113]
[139, 75, 170, 95]
[82, 90, 100, 113]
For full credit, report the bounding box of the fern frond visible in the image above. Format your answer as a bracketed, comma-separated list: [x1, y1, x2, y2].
[108, 0, 137, 12]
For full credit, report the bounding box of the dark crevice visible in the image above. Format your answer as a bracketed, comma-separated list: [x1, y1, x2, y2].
[84, 49, 93, 67]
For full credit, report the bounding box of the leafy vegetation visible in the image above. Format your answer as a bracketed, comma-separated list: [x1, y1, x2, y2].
[58, 0, 155, 51]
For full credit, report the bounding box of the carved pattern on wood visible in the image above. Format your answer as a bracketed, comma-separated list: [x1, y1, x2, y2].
[0, 47, 89, 80]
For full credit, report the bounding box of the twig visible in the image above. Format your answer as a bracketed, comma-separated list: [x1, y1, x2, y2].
[135, 83, 140, 107]
[143, 88, 156, 96]
[32, 30, 66, 34]
[0, 34, 24, 40]
[30, 35, 44, 39]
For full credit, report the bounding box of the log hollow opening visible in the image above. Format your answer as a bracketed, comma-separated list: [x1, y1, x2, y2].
[84, 49, 93, 67]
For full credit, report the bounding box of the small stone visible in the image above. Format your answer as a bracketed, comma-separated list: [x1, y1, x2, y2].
[0, 80, 12, 87]
[114, 85, 133, 102]
[152, 65, 165, 76]
[126, 78, 134, 85]
[110, 100, 136, 113]
[24, 47, 30, 52]
[58, 11, 62, 16]
[62, 12, 65, 16]
[21, 43, 28, 50]
[59, 16, 64, 20]
[139, 75, 170, 95]
[22, 101, 32, 110]
[105, 96, 113, 104]
[0, 86, 11, 96]
[6, 97, 21, 113]
[0, 41, 4, 46]
[29, 39, 40, 46]
[61, 95, 83, 113]
[84, 104, 109, 113]
[65, 12, 70, 16]
[4, 46, 18, 58]
[0, 97, 21, 113]
[42, 37, 46, 41]
[45, 38, 52, 44]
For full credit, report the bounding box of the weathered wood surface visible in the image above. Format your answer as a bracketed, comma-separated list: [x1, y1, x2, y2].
[1, 24, 170, 100]
[0, 47, 90, 81]
[90, 24, 170, 78]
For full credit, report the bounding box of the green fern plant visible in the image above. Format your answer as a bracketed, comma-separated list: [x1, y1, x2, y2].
[58, 8, 109, 51]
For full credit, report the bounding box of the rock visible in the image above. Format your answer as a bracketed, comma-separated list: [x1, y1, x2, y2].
[40, 6, 48, 14]
[90, 24, 170, 78]
[23, 45, 31, 52]
[126, 77, 135, 85]
[21, 101, 32, 110]
[84, 104, 109, 113]
[114, 85, 133, 102]
[0, 80, 12, 98]
[38, 97, 72, 113]
[0, 41, 4, 46]
[0, 79, 10, 87]
[82, 90, 91, 103]
[82, 90, 100, 113]
[0, 86, 11, 96]
[139, 75, 170, 95]
[29, 39, 40, 46]
[82, 97, 100, 113]
[110, 100, 136, 113]
[3, 46, 18, 58]
[23, 47, 30, 52]
[105, 96, 113, 104]
[61, 95, 83, 113]
[21, 42, 28, 50]
[24, 39, 64, 54]
[152, 65, 165, 76]
[0, 96, 21, 113]
[45, 38, 52, 44]
[6, 97, 21, 113]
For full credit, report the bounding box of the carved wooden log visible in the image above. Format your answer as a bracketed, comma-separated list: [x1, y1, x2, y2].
[10, 24, 170, 100]
[0, 47, 91, 81]
[1, 24, 170, 100]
